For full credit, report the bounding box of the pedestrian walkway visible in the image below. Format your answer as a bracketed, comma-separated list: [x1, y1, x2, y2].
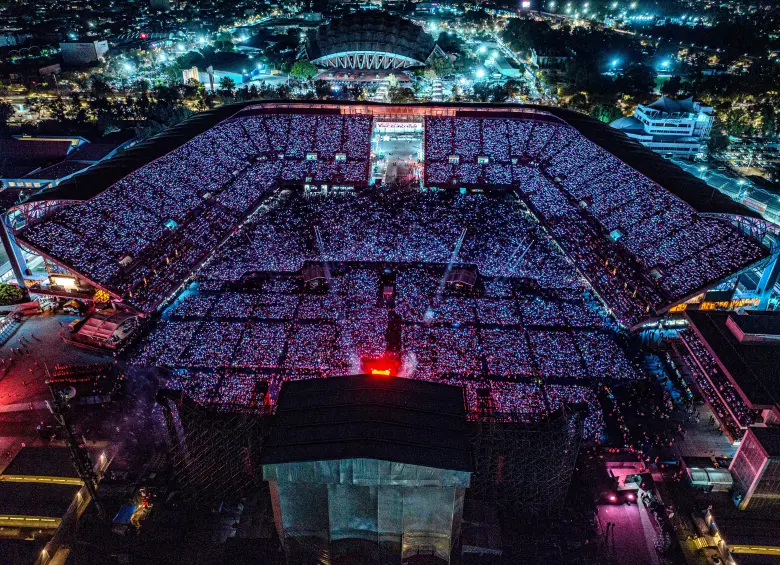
[598, 503, 658, 565]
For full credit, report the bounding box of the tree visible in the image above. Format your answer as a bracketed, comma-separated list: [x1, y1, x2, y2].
[661, 75, 683, 97]
[0, 283, 24, 305]
[590, 104, 624, 124]
[424, 54, 454, 80]
[290, 60, 318, 79]
[615, 64, 657, 98]
[707, 124, 729, 154]
[0, 101, 14, 133]
[388, 87, 415, 104]
[218, 77, 236, 93]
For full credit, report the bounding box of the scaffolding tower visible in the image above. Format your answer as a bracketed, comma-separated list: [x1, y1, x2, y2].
[469, 407, 583, 517]
[157, 390, 268, 503]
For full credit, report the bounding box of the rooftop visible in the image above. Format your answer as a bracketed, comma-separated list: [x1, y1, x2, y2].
[0, 481, 80, 517]
[262, 374, 473, 472]
[1, 446, 81, 479]
[686, 310, 780, 409]
[751, 426, 780, 458]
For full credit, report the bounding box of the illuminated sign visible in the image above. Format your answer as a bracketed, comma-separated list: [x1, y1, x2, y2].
[742, 197, 767, 213]
[335, 153, 346, 162]
[477, 156, 489, 164]
[371, 369, 391, 376]
[306, 152, 318, 161]
[448, 155, 460, 164]
[700, 298, 760, 311]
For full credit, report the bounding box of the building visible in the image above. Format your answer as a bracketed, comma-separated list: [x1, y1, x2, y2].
[182, 52, 257, 89]
[610, 96, 714, 159]
[0, 136, 84, 190]
[304, 12, 437, 81]
[59, 40, 109, 66]
[489, 53, 521, 78]
[262, 375, 473, 565]
[0, 446, 108, 540]
[530, 47, 570, 69]
[730, 426, 780, 511]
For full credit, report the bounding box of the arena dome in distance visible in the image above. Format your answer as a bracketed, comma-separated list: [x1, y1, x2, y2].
[304, 12, 436, 71]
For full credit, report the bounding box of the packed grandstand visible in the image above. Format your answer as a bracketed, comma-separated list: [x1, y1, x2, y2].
[14, 103, 769, 438]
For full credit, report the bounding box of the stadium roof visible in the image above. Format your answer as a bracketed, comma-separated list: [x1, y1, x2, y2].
[22, 102, 758, 219]
[0, 482, 81, 517]
[545, 106, 760, 219]
[305, 12, 435, 66]
[750, 426, 780, 458]
[0, 138, 73, 179]
[1, 447, 81, 479]
[262, 374, 473, 472]
[20, 103, 249, 206]
[685, 310, 780, 409]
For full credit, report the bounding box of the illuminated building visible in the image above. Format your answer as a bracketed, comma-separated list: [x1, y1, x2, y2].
[304, 13, 445, 81]
[611, 96, 714, 159]
[730, 427, 780, 511]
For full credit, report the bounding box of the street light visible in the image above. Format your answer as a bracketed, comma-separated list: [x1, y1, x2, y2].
[478, 46, 487, 54]
[476, 68, 486, 79]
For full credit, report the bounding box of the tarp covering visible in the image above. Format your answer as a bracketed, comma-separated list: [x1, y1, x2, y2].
[265, 458, 469, 564]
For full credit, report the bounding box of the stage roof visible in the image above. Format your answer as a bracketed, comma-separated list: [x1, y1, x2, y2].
[686, 310, 780, 409]
[262, 374, 473, 472]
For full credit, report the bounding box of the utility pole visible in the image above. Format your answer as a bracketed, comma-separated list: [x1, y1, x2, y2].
[45, 366, 106, 520]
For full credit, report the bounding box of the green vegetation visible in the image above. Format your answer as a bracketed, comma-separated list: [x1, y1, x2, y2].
[0, 284, 24, 306]
[290, 61, 319, 80]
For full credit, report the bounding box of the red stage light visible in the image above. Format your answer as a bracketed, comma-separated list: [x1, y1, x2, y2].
[363, 356, 399, 377]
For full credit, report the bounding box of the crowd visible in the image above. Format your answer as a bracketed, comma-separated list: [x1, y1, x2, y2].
[21, 113, 373, 312]
[423, 116, 767, 325]
[202, 186, 585, 293]
[678, 328, 759, 433]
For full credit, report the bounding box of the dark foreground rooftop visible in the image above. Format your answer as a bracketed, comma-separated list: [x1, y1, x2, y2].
[1, 446, 82, 479]
[686, 310, 780, 409]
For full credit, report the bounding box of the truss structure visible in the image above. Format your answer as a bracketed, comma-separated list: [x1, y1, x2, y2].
[158, 390, 268, 503]
[469, 408, 583, 517]
[311, 51, 420, 70]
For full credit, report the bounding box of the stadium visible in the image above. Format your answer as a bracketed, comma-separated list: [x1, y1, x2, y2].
[303, 12, 438, 73]
[8, 102, 772, 444]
